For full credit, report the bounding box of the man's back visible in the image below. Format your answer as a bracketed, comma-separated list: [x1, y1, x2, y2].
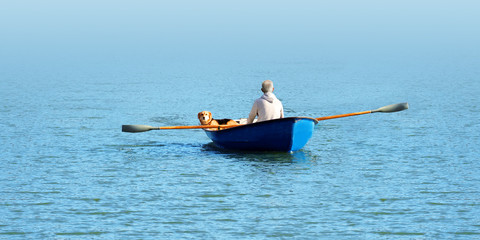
[247, 92, 284, 124]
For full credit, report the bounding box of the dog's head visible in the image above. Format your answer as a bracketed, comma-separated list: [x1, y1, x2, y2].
[198, 111, 213, 125]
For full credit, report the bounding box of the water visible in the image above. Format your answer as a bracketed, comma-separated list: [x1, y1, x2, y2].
[1, 1, 480, 239]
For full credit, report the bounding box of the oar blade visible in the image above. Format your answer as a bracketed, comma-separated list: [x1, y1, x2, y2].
[372, 102, 409, 113]
[122, 125, 154, 133]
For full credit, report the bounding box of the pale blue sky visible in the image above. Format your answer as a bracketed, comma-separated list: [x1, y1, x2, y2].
[1, 0, 479, 66]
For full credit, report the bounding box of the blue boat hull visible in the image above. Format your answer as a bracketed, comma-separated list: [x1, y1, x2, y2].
[204, 117, 318, 152]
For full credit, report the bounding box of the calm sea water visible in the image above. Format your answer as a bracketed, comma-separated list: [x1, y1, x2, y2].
[1, 1, 480, 239]
[1, 55, 479, 239]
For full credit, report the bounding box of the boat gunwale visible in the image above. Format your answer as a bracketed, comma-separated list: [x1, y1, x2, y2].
[204, 117, 318, 133]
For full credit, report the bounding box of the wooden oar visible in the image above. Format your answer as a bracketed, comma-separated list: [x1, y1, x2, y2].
[124, 103, 408, 133]
[122, 124, 241, 133]
[315, 102, 409, 121]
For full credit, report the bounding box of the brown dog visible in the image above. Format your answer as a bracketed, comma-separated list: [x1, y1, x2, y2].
[197, 111, 238, 130]
[198, 111, 219, 126]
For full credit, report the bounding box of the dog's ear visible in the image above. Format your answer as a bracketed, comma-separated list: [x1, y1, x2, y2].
[208, 112, 212, 120]
[198, 112, 202, 118]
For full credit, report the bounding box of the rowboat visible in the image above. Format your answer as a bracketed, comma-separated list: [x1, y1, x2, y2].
[122, 103, 408, 152]
[204, 117, 318, 152]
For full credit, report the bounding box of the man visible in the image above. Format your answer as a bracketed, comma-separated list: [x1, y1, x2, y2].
[247, 80, 284, 124]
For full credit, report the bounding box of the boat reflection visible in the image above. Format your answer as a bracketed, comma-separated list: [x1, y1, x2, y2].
[201, 142, 317, 164]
